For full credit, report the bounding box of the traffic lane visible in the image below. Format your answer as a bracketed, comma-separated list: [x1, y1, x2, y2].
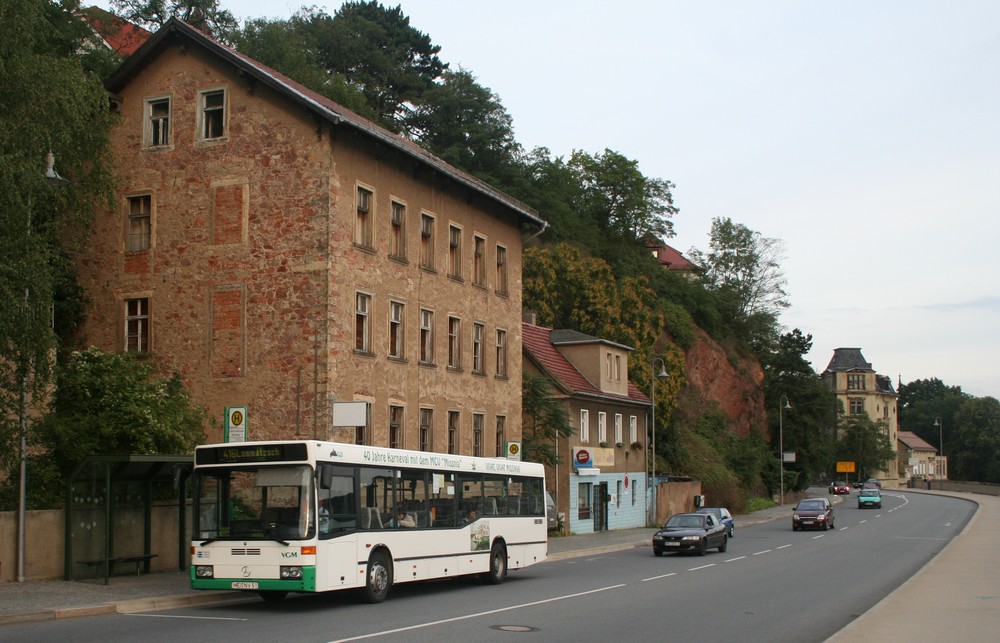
[0, 493, 973, 643]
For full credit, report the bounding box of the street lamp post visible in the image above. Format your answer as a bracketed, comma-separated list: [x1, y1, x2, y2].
[17, 151, 69, 583]
[649, 358, 669, 524]
[933, 416, 943, 479]
[779, 396, 791, 506]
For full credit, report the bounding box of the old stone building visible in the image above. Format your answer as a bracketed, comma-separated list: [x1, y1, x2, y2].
[821, 347, 899, 487]
[75, 19, 544, 453]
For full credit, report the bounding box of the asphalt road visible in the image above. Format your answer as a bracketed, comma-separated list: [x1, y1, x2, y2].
[3, 491, 973, 643]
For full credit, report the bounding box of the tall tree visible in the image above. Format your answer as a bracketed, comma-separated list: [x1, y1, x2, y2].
[298, 1, 447, 133]
[836, 414, 896, 482]
[689, 217, 789, 327]
[949, 396, 1000, 483]
[411, 67, 522, 187]
[0, 0, 116, 477]
[110, 0, 238, 40]
[898, 377, 968, 452]
[568, 148, 676, 244]
[231, 13, 374, 118]
[521, 373, 572, 466]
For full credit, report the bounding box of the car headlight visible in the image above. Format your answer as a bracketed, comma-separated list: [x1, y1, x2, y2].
[792, 514, 800, 520]
[681, 535, 701, 541]
[195, 565, 214, 578]
[280, 566, 303, 579]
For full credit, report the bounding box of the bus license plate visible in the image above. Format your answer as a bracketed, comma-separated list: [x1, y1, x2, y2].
[231, 581, 258, 590]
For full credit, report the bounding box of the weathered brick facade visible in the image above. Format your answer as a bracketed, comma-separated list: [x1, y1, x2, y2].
[75, 20, 542, 455]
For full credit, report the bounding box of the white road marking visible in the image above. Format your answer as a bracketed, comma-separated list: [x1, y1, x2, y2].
[124, 614, 248, 621]
[724, 556, 747, 562]
[687, 564, 715, 571]
[753, 549, 771, 555]
[330, 584, 627, 642]
[641, 572, 677, 582]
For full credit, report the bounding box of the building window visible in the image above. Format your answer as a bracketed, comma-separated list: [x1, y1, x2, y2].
[448, 316, 461, 369]
[614, 413, 623, 444]
[127, 195, 151, 252]
[420, 213, 434, 269]
[389, 405, 403, 449]
[355, 186, 373, 249]
[598, 412, 607, 444]
[629, 415, 637, 444]
[495, 416, 506, 457]
[390, 200, 406, 260]
[200, 89, 225, 140]
[355, 292, 371, 353]
[419, 409, 432, 451]
[125, 297, 149, 354]
[419, 309, 434, 364]
[605, 353, 612, 379]
[355, 425, 366, 445]
[146, 97, 170, 146]
[847, 374, 865, 390]
[849, 398, 864, 415]
[448, 225, 462, 279]
[472, 322, 485, 374]
[614, 355, 621, 381]
[580, 409, 590, 443]
[473, 413, 484, 457]
[448, 410, 459, 455]
[495, 244, 508, 295]
[495, 328, 507, 378]
[578, 482, 592, 520]
[473, 235, 487, 286]
[388, 300, 404, 359]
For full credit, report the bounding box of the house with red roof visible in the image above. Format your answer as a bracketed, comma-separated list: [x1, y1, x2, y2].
[79, 6, 151, 57]
[898, 430, 947, 483]
[523, 322, 652, 534]
[647, 238, 702, 278]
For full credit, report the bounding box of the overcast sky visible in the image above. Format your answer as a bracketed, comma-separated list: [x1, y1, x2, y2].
[96, 1, 1000, 399]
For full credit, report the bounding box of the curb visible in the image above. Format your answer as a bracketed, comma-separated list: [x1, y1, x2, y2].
[0, 591, 250, 627]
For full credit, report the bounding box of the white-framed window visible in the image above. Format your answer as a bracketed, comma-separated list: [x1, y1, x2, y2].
[388, 300, 404, 359]
[495, 328, 507, 377]
[598, 412, 607, 444]
[355, 292, 371, 353]
[473, 413, 484, 457]
[580, 409, 590, 443]
[472, 322, 485, 374]
[495, 244, 508, 295]
[125, 297, 150, 354]
[126, 195, 151, 251]
[200, 88, 226, 140]
[355, 185, 373, 248]
[629, 415, 638, 444]
[145, 97, 170, 147]
[420, 213, 435, 269]
[448, 316, 461, 368]
[473, 235, 487, 286]
[448, 224, 462, 279]
[419, 308, 434, 364]
[614, 413, 623, 445]
[390, 200, 406, 260]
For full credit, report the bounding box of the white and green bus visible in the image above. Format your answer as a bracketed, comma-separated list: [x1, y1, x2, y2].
[190, 440, 548, 602]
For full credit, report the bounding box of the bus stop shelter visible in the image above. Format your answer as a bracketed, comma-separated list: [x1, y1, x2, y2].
[64, 454, 192, 584]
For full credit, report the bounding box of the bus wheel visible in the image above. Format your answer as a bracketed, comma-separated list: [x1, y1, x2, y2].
[258, 590, 287, 602]
[364, 551, 392, 603]
[481, 542, 507, 585]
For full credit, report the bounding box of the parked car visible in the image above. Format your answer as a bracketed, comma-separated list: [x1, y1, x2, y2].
[792, 497, 835, 531]
[652, 512, 728, 556]
[545, 492, 557, 530]
[828, 481, 850, 495]
[857, 489, 882, 509]
[696, 507, 735, 537]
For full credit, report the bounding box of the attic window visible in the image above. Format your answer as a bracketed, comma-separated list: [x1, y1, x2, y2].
[146, 97, 170, 146]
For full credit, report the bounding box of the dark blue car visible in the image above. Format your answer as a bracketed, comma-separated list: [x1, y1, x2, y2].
[696, 507, 735, 538]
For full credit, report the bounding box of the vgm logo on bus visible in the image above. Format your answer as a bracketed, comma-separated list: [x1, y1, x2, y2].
[281, 551, 298, 558]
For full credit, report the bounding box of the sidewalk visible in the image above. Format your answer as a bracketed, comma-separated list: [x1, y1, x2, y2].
[1, 489, 992, 637]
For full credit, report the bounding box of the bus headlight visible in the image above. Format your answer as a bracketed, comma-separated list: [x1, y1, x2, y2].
[280, 566, 303, 579]
[195, 565, 214, 578]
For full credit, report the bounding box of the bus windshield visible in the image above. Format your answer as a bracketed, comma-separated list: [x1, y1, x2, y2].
[194, 464, 315, 542]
